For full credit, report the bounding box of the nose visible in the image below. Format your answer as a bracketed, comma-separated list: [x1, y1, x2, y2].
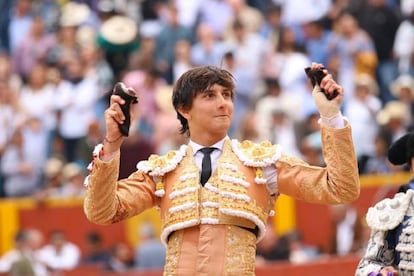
[216, 93, 229, 107]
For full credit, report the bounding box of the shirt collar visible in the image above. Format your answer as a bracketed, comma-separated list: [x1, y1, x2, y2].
[189, 136, 227, 156]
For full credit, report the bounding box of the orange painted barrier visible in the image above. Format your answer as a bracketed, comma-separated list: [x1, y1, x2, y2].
[0, 255, 360, 276]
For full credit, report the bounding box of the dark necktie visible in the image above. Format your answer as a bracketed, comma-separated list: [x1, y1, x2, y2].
[200, 147, 215, 186]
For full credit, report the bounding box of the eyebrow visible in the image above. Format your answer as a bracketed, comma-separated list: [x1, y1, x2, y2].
[203, 87, 233, 94]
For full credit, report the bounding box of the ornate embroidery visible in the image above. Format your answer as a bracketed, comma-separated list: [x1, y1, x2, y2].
[225, 225, 256, 275]
[164, 231, 183, 275]
[137, 145, 187, 197]
[137, 145, 187, 176]
[112, 204, 128, 223]
[231, 139, 282, 168]
[160, 139, 275, 245]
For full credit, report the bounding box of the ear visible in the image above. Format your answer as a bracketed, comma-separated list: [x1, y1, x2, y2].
[177, 107, 191, 120]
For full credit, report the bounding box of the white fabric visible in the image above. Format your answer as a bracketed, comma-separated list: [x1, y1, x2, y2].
[38, 242, 81, 270]
[19, 84, 57, 131]
[393, 20, 414, 74]
[55, 78, 99, 138]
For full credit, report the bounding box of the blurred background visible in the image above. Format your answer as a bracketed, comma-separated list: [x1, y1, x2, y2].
[0, 0, 413, 275]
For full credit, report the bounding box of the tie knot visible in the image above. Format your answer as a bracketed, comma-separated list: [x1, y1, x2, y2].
[200, 147, 216, 155]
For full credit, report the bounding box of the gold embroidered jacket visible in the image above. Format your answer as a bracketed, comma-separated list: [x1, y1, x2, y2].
[83, 124, 360, 274]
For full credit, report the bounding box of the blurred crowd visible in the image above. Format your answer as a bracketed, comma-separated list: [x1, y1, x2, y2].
[1, 0, 413, 199]
[0, 223, 166, 275]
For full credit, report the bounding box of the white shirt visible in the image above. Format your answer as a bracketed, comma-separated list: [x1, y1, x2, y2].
[38, 242, 80, 270]
[55, 78, 99, 138]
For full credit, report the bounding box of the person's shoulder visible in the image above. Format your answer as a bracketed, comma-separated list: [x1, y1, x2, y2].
[231, 139, 282, 167]
[137, 145, 188, 176]
[366, 189, 414, 231]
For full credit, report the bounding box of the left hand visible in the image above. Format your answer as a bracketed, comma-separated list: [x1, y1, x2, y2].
[310, 62, 343, 118]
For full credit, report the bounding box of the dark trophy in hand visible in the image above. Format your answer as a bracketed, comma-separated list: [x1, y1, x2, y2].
[304, 66, 338, 100]
[112, 82, 138, 137]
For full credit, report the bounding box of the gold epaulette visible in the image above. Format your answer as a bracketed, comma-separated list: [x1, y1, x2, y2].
[137, 145, 187, 177]
[231, 139, 282, 167]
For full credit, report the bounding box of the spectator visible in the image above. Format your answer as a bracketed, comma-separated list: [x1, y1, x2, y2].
[0, 229, 47, 276]
[172, 39, 193, 83]
[34, 156, 65, 201]
[286, 230, 320, 264]
[0, 81, 24, 157]
[357, 0, 401, 103]
[258, 3, 282, 51]
[237, 110, 260, 142]
[152, 85, 186, 154]
[153, 4, 193, 84]
[328, 204, 365, 256]
[328, 12, 377, 103]
[55, 58, 100, 163]
[224, 0, 264, 38]
[104, 242, 133, 272]
[121, 67, 167, 139]
[262, 25, 312, 121]
[393, 9, 414, 75]
[269, 108, 302, 158]
[78, 39, 114, 123]
[299, 131, 324, 166]
[343, 73, 382, 159]
[197, 0, 233, 39]
[377, 100, 410, 142]
[56, 162, 86, 198]
[1, 128, 43, 197]
[47, 2, 88, 69]
[254, 78, 285, 141]
[82, 231, 110, 265]
[76, 120, 104, 168]
[358, 130, 396, 174]
[256, 221, 290, 264]
[0, 53, 22, 92]
[191, 23, 227, 67]
[18, 63, 57, 156]
[118, 125, 157, 180]
[134, 223, 166, 270]
[389, 74, 414, 128]
[38, 230, 81, 272]
[302, 18, 334, 66]
[8, 0, 34, 56]
[12, 15, 56, 80]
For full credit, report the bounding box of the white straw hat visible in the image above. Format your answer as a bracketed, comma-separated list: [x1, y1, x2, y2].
[60, 2, 90, 27]
[100, 15, 138, 45]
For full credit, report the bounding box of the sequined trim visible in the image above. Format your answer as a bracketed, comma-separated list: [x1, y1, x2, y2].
[225, 225, 256, 275]
[163, 230, 183, 275]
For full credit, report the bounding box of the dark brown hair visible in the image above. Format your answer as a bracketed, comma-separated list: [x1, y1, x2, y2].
[172, 66, 235, 136]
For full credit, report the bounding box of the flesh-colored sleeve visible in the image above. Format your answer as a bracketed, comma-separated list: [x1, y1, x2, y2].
[277, 123, 360, 204]
[83, 151, 158, 225]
